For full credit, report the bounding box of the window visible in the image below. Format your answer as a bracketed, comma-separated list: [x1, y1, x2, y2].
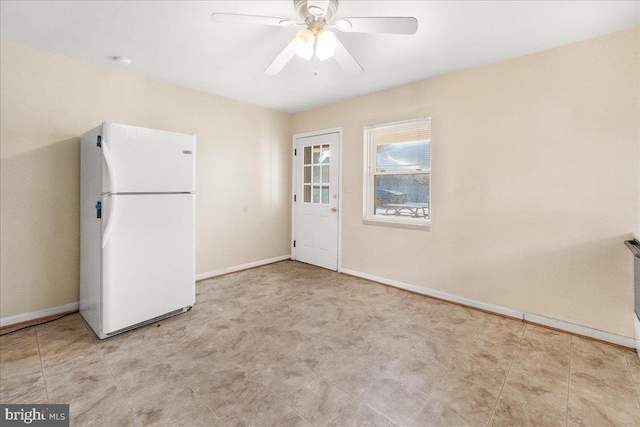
[303, 144, 330, 204]
[364, 117, 431, 227]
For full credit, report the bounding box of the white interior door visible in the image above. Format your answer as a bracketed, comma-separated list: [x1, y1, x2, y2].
[294, 131, 340, 271]
[101, 193, 195, 334]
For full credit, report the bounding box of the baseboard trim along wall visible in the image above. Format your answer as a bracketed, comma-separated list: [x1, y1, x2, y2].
[195, 255, 291, 281]
[341, 267, 636, 349]
[0, 302, 79, 328]
[523, 312, 636, 348]
[340, 268, 523, 319]
[1, 256, 291, 328]
[2, 258, 633, 349]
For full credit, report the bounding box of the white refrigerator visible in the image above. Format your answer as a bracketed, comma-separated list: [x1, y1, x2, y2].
[80, 122, 195, 339]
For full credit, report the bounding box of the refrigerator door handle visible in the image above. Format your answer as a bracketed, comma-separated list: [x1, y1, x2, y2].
[103, 139, 117, 193]
[102, 194, 118, 248]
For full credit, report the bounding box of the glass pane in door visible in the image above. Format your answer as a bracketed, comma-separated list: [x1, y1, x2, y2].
[321, 145, 330, 163]
[321, 186, 329, 204]
[304, 146, 312, 165]
[304, 166, 311, 184]
[322, 165, 329, 184]
[304, 185, 311, 203]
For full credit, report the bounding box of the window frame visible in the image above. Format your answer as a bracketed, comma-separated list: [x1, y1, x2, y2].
[363, 117, 432, 229]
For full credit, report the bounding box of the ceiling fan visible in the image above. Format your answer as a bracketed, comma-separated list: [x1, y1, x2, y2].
[211, 0, 418, 76]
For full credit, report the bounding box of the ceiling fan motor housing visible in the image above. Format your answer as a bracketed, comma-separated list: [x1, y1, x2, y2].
[294, 0, 339, 23]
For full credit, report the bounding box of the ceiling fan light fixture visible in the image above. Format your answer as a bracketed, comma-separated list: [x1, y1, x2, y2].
[315, 29, 337, 61]
[295, 44, 314, 60]
[294, 28, 315, 60]
[335, 18, 352, 31]
[295, 28, 315, 46]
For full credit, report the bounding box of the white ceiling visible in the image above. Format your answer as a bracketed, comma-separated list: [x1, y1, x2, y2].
[1, 1, 638, 113]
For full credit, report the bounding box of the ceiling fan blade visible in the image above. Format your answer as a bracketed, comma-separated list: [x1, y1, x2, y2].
[264, 40, 297, 75]
[211, 13, 301, 27]
[334, 17, 418, 34]
[307, 0, 331, 17]
[333, 39, 364, 77]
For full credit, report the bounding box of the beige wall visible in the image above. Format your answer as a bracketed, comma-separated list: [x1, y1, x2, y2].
[0, 41, 292, 319]
[293, 28, 640, 338]
[2, 28, 638, 337]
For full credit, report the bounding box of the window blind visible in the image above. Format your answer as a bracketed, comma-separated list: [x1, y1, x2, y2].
[371, 118, 431, 146]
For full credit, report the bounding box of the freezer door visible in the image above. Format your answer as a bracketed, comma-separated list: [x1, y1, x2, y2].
[102, 123, 195, 194]
[101, 193, 195, 334]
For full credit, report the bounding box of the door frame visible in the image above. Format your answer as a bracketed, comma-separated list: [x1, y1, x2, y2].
[291, 127, 343, 272]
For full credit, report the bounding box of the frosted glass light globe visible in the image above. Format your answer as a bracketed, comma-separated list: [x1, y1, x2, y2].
[294, 28, 315, 60]
[315, 30, 337, 61]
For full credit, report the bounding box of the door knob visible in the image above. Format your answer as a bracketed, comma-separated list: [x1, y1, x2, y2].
[331, 208, 337, 212]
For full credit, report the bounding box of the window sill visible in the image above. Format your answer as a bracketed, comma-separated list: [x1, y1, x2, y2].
[363, 218, 431, 231]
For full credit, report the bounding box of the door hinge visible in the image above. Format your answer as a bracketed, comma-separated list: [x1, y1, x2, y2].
[293, 240, 296, 248]
[97, 135, 102, 147]
[294, 149, 297, 156]
[95, 201, 102, 219]
[294, 195, 296, 202]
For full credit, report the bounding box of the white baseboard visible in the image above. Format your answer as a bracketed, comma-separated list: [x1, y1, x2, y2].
[3, 261, 634, 349]
[524, 313, 636, 348]
[341, 268, 636, 349]
[0, 257, 291, 328]
[196, 255, 291, 281]
[0, 302, 79, 328]
[341, 268, 523, 319]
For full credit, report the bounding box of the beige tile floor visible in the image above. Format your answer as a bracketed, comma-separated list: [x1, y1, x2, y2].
[2, 260, 640, 426]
